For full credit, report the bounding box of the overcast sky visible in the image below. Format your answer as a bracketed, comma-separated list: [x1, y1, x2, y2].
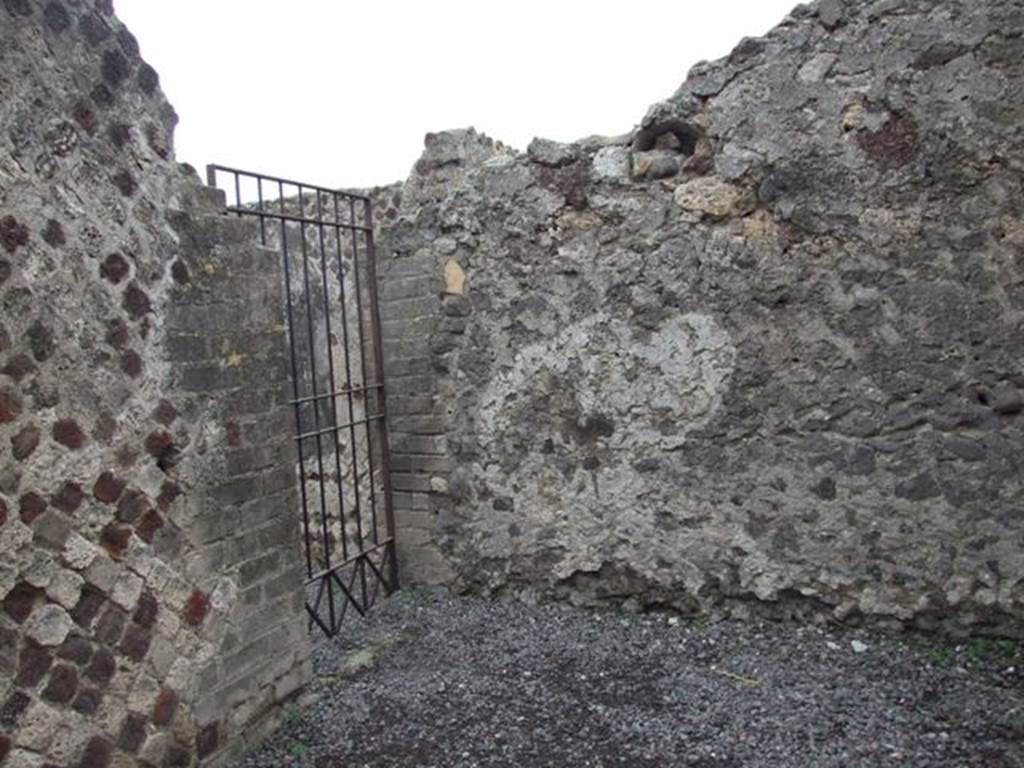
[114, 1, 797, 189]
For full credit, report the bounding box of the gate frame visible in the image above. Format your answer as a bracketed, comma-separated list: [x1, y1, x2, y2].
[207, 164, 399, 637]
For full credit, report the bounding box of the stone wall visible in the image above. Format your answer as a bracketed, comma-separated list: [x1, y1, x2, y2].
[380, 0, 1024, 634]
[1, 3, 310, 767]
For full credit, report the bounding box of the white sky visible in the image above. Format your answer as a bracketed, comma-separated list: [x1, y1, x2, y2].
[114, 1, 797, 189]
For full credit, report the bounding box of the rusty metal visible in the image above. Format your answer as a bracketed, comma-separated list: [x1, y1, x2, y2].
[206, 164, 398, 637]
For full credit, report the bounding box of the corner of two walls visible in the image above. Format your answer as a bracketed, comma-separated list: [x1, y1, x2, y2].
[1, 3, 309, 766]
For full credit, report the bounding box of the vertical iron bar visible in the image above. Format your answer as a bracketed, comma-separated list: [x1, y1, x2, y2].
[275, 180, 314, 582]
[348, 199, 380, 548]
[346, 200, 371, 609]
[296, 185, 337, 635]
[314, 191, 350, 564]
[362, 198, 400, 590]
[256, 177, 266, 245]
[331, 195, 366, 563]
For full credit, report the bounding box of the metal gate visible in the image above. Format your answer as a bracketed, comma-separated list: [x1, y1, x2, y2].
[207, 165, 398, 637]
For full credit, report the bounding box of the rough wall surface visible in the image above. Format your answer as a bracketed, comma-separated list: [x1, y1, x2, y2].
[1, 3, 309, 766]
[381, 0, 1024, 633]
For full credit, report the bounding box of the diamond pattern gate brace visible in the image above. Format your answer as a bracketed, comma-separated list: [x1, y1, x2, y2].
[208, 165, 399, 638]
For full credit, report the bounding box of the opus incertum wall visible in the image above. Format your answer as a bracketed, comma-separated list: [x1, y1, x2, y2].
[379, 0, 1024, 635]
[1, 3, 310, 767]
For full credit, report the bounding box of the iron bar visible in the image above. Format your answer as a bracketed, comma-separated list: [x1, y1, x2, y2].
[295, 184, 338, 634]
[287, 381, 383, 406]
[332, 194, 368, 566]
[348, 198, 381, 549]
[292, 414, 384, 442]
[222, 206, 371, 234]
[363, 197, 400, 590]
[314, 190, 352, 566]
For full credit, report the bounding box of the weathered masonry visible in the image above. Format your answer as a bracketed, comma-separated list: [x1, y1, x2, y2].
[377, 0, 1024, 633]
[1, 0, 1023, 766]
[1, 4, 311, 766]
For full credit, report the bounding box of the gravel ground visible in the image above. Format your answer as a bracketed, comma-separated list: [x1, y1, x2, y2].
[233, 589, 1024, 768]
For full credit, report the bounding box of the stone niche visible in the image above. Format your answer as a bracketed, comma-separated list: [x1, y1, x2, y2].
[1, 3, 310, 767]
[378, 0, 1024, 636]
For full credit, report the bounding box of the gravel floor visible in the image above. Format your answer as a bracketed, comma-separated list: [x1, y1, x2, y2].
[233, 589, 1024, 768]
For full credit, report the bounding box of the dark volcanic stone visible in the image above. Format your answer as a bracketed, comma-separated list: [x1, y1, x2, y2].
[118, 712, 147, 753]
[41, 662, 78, 704]
[14, 641, 52, 687]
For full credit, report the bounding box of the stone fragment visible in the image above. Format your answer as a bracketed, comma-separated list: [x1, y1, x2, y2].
[0, 215, 30, 254]
[100, 252, 130, 283]
[70, 584, 105, 628]
[991, 386, 1022, 415]
[527, 137, 578, 167]
[182, 589, 210, 627]
[95, 604, 127, 646]
[135, 509, 164, 543]
[41, 663, 78, 703]
[19, 493, 47, 524]
[195, 722, 219, 758]
[0, 388, 21, 423]
[894, 472, 941, 501]
[631, 150, 679, 180]
[72, 687, 102, 715]
[15, 642, 53, 687]
[11, 425, 40, 461]
[26, 319, 55, 362]
[153, 400, 177, 426]
[93, 472, 126, 504]
[118, 712, 147, 753]
[151, 688, 177, 725]
[46, 568, 84, 609]
[591, 146, 629, 181]
[122, 282, 152, 319]
[119, 623, 151, 662]
[41, 219, 66, 246]
[56, 634, 93, 665]
[810, 477, 837, 501]
[84, 646, 116, 685]
[856, 113, 919, 169]
[121, 350, 143, 377]
[443, 260, 466, 296]
[15, 701, 61, 752]
[674, 176, 756, 219]
[133, 591, 159, 628]
[841, 102, 866, 132]
[110, 570, 143, 611]
[52, 419, 86, 450]
[0, 690, 31, 727]
[2, 354, 35, 382]
[818, 0, 844, 28]
[99, 523, 133, 558]
[4, 582, 43, 624]
[25, 604, 74, 646]
[33, 510, 72, 550]
[797, 52, 837, 83]
[52, 481, 84, 513]
[77, 736, 113, 768]
[115, 489, 150, 523]
[63, 534, 99, 570]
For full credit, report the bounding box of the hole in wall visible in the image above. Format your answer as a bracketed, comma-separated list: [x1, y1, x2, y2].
[633, 120, 701, 156]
